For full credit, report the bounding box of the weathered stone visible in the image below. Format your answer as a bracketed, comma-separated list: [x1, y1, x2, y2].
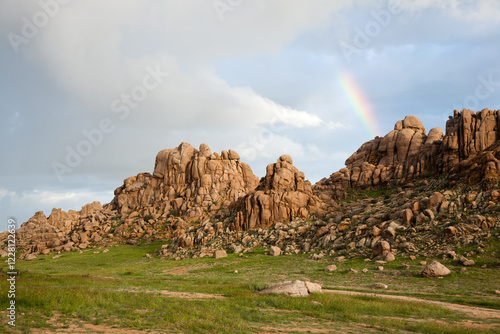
[384, 253, 395, 262]
[213, 250, 228, 259]
[270, 246, 281, 257]
[462, 259, 475, 266]
[232, 155, 321, 231]
[258, 280, 310, 297]
[421, 261, 451, 278]
[316, 109, 500, 190]
[304, 281, 323, 294]
[443, 226, 457, 238]
[401, 209, 413, 226]
[372, 240, 390, 259]
[428, 192, 445, 209]
[325, 264, 337, 272]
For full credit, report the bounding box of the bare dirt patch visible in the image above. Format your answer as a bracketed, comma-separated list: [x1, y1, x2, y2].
[324, 289, 500, 319]
[30, 313, 164, 334]
[258, 320, 390, 333]
[118, 287, 225, 300]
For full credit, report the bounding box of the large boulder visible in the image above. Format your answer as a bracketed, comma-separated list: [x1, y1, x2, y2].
[258, 280, 322, 297]
[421, 261, 451, 278]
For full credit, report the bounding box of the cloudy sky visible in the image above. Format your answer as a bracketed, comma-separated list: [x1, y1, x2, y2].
[1, 0, 499, 230]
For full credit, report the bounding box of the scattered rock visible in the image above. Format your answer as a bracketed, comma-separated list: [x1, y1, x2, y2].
[421, 261, 451, 278]
[325, 265, 337, 272]
[384, 253, 395, 262]
[372, 241, 390, 259]
[213, 250, 228, 259]
[371, 283, 388, 289]
[462, 260, 475, 266]
[270, 246, 281, 257]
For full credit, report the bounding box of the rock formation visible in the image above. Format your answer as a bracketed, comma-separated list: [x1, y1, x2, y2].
[5, 142, 262, 257]
[3, 109, 500, 260]
[231, 155, 322, 231]
[110, 142, 259, 221]
[317, 109, 500, 193]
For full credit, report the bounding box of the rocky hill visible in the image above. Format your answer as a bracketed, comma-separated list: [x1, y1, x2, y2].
[316, 109, 500, 197]
[1, 109, 499, 262]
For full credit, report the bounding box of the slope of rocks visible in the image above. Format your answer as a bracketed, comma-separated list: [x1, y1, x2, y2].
[162, 178, 499, 262]
[165, 155, 323, 252]
[316, 109, 500, 194]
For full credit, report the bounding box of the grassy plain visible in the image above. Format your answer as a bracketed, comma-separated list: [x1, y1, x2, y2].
[1, 238, 500, 333]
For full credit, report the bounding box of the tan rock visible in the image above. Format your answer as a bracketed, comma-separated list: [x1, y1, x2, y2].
[401, 209, 413, 227]
[372, 240, 390, 259]
[232, 155, 320, 231]
[270, 246, 281, 256]
[213, 250, 228, 259]
[421, 261, 451, 278]
[259, 281, 309, 297]
[325, 264, 337, 272]
[428, 192, 445, 209]
[316, 109, 500, 191]
[402, 115, 426, 132]
[304, 281, 323, 294]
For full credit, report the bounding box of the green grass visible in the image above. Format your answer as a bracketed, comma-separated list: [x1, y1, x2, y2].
[1, 242, 499, 333]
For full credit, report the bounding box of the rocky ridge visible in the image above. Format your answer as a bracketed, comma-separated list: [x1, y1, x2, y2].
[1, 109, 499, 262]
[316, 109, 500, 195]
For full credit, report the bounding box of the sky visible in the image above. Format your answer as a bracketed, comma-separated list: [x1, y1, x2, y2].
[1, 0, 500, 231]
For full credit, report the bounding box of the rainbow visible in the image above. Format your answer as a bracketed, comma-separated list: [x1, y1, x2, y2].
[338, 72, 381, 138]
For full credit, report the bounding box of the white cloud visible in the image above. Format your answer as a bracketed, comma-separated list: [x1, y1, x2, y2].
[0, 189, 16, 199]
[1, 0, 499, 229]
[0, 187, 114, 229]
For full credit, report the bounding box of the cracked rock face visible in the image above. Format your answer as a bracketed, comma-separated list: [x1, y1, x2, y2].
[231, 155, 322, 231]
[110, 142, 259, 221]
[317, 109, 500, 192]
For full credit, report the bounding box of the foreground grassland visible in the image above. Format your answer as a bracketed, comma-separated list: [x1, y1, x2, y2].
[2, 240, 500, 333]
